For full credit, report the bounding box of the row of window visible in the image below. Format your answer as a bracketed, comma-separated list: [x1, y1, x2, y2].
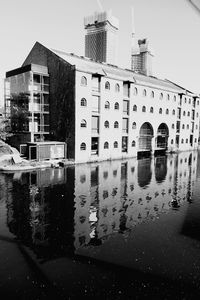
[171, 138, 197, 144]
[80, 76, 199, 105]
[80, 141, 136, 150]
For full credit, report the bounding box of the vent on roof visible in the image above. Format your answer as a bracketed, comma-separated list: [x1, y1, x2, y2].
[70, 53, 74, 56]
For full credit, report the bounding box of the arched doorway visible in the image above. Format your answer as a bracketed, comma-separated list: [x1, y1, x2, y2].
[138, 122, 154, 152]
[156, 123, 169, 150]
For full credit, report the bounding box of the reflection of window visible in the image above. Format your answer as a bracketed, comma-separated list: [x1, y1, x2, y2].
[104, 121, 109, 128]
[114, 121, 119, 128]
[105, 101, 110, 109]
[114, 102, 119, 109]
[132, 140, 136, 147]
[171, 139, 173, 144]
[104, 142, 109, 149]
[132, 122, 136, 129]
[114, 141, 118, 148]
[80, 143, 86, 150]
[81, 98, 87, 106]
[182, 124, 185, 129]
[80, 119, 87, 127]
[181, 139, 184, 143]
[81, 76, 87, 86]
[105, 81, 110, 90]
[172, 124, 175, 129]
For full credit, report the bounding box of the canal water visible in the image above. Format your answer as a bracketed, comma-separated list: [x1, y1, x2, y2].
[0, 151, 200, 299]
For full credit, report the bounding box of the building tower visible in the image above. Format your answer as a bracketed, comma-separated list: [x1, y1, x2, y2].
[84, 10, 119, 65]
[131, 7, 153, 76]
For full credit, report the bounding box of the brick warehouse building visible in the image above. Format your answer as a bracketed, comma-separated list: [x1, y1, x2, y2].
[4, 41, 200, 163]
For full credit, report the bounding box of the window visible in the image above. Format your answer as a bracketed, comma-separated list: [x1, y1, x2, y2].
[182, 124, 185, 129]
[115, 83, 120, 92]
[186, 139, 188, 143]
[80, 119, 87, 128]
[159, 93, 163, 100]
[197, 100, 199, 105]
[123, 100, 129, 114]
[142, 106, 146, 112]
[92, 116, 99, 133]
[181, 139, 184, 143]
[197, 112, 199, 118]
[187, 124, 189, 129]
[114, 141, 118, 148]
[171, 139, 173, 144]
[172, 124, 175, 129]
[149, 107, 153, 113]
[105, 81, 110, 90]
[132, 122, 136, 129]
[81, 98, 87, 106]
[104, 142, 109, 149]
[183, 111, 186, 116]
[159, 108, 162, 114]
[195, 138, 197, 143]
[166, 108, 169, 114]
[173, 95, 176, 102]
[189, 98, 191, 104]
[167, 94, 170, 100]
[114, 102, 119, 110]
[143, 89, 147, 97]
[134, 87, 138, 95]
[188, 111, 190, 117]
[132, 140, 136, 147]
[172, 109, 175, 115]
[151, 91, 154, 98]
[185, 97, 187, 104]
[114, 121, 119, 128]
[133, 104, 137, 112]
[104, 120, 109, 128]
[80, 142, 86, 150]
[105, 101, 110, 109]
[81, 76, 87, 86]
[196, 124, 198, 129]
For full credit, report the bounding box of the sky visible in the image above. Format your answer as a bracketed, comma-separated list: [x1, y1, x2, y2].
[0, 0, 200, 106]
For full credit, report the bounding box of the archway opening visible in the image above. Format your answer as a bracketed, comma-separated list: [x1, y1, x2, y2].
[139, 122, 154, 151]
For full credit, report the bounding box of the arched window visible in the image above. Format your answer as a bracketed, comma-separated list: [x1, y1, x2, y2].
[104, 120, 109, 128]
[196, 124, 198, 129]
[143, 89, 147, 97]
[114, 121, 119, 128]
[115, 83, 120, 92]
[132, 140, 136, 147]
[151, 91, 154, 98]
[181, 139, 184, 143]
[172, 109, 175, 115]
[167, 94, 170, 100]
[189, 98, 191, 104]
[105, 101, 110, 109]
[182, 124, 185, 129]
[80, 142, 86, 150]
[197, 112, 199, 118]
[81, 76, 87, 86]
[166, 108, 169, 114]
[187, 111, 190, 117]
[186, 139, 188, 143]
[172, 124, 175, 129]
[134, 87, 138, 95]
[185, 97, 187, 104]
[173, 95, 176, 102]
[197, 100, 199, 105]
[142, 106, 146, 112]
[150, 107, 154, 113]
[80, 119, 87, 128]
[159, 93, 163, 100]
[114, 102, 119, 110]
[104, 142, 109, 149]
[105, 81, 110, 90]
[195, 138, 197, 143]
[187, 124, 189, 129]
[80, 98, 87, 106]
[114, 141, 118, 148]
[183, 111, 186, 116]
[132, 122, 136, 129]
[159, 108, 162, 114]
[133, 104, 137, 112]
[171, 139, 173, 144]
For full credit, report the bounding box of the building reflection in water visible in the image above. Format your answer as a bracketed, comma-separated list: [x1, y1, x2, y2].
[3, 151, 198, 261]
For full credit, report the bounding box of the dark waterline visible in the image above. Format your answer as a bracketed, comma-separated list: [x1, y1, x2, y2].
[0, 151, 200, 299]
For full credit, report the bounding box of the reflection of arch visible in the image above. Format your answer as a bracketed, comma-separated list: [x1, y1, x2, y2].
[139, 122, 154, 151]
[138, 158, 152, 188]
[155, 156, 167, 183]
[156, 123, 169, 149]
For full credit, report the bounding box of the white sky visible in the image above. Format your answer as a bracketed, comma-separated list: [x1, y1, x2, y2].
[0, 0, 200, 106]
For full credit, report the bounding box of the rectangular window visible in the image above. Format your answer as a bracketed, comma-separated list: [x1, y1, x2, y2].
[92, 95, 100, 113]
[92, 76, 100, 92]
[123, 100, 129, 115]
[92, 116, 99, 133]
[91, 137, 99, 155]
[122, 136, 128, 152]
[123, 83, 130, 97]
[122, 118, 128, 133]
